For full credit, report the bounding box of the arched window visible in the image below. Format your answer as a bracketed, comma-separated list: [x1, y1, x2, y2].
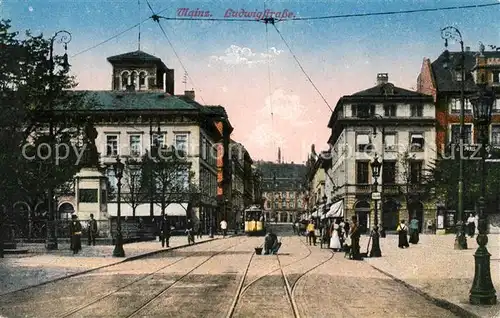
[130, 72, 137, 87]
[139, 72, 146, 89]
[121, 72, 129, 90]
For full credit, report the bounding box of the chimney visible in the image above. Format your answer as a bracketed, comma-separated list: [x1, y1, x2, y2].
[465, 46, 470, 52]
[376, 73, 389, 85]
[184, 90, 195, 100]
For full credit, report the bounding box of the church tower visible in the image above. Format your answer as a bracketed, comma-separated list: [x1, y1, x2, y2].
[107, 50, 174, 94]
[278, 147, 281, 164]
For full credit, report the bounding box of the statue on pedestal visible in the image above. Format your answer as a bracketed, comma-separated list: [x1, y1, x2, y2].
[81, 117, 100, 168]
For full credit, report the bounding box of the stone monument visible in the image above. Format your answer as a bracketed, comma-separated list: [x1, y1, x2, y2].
[74, 118, 110, 237]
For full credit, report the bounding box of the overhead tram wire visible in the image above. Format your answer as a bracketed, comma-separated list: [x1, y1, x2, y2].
[286, 2, 500, 21]
[269, 19, 333, 112]
[146, 0, 207, 104]
[68, 2, 498, 58]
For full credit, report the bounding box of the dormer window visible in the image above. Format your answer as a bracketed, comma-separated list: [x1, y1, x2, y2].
[352, 104, 375, 118]
[455, 71, 463, 81]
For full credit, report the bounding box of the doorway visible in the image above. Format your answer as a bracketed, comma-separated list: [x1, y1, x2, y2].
[355, 201, 370, 233]
[382, 200, 400, 231]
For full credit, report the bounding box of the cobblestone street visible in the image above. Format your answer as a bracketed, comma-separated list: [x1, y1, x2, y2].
[0, 235, 463, 317]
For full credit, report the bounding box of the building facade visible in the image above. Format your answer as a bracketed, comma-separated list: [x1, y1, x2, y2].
[50, 50, 246, 234]
[328, 73, 436, 233]
[417, 46, 500, 231]
[256, 161, 308, 222]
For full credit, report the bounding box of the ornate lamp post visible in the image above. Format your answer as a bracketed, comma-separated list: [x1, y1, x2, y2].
[45, 30, 71, 251]
[112, 156, 125, 257]
[469, 83, 497, 305]
[370, 154, 382, 257]
[441, 26, 467, 250]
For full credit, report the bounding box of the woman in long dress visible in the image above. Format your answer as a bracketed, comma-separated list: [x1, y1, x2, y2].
[329, 221, 342, 251]
[397, 220, 410, 249]
[70, 214, 82, 254]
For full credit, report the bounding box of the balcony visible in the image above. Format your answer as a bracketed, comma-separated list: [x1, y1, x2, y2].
[355, 184, 372, 193]
[382, 184, 400, 194]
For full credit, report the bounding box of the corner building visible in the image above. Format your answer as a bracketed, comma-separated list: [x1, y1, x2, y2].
[327, 73, 436, 233]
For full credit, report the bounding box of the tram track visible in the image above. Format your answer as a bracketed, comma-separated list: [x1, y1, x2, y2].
[227, 237, 334, 318]
[58, 238, 247, 318]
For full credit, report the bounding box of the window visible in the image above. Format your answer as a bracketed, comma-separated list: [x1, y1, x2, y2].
[356, 161, 369, 183]
[384, 133, 397, 151]
[201, 137, 207, 160]
[106, 135, 118, 156]
[384, 104, 397, 117]
[139, 72, 146, 89]
[455, 71, 463, 81]
[410, 133, 425, 151]
[382, 161, 396, 184]
[410, 104, 423, 117]
[491, 125, 500, 147]
[352, 104, 375, 118]
[105, 167, 117, 192]
[79, 189, 98, 203]
[121, 73, 128, 89]
[175, 167, 189, 190]
[129, 135, 141, 157]
[449, 98, 472, 114]
[493, 99, 500, 113]
[356, 133, 372, 152]
[175, 133, 189, 155]
[130, 72, 136, 87]
[410, 161, 422, 184]
[450, 124, 473, 144]
[153, 133, 165, 147]
[493, 72, 499, 83]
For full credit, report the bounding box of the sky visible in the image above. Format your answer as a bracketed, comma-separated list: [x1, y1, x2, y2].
[2, 0, 500, 164]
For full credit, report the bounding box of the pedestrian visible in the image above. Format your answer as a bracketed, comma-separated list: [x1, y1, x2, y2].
[306, 220, 316, 246]
[161, 215, 171, 248]
[87, 213, 97, 246]
[409, 216, 419, 244]
[220, 219, 228, 238]
[397, 220, 410, 248]
[426, 219, 433, 234]
[467, 213, 476, 238]
[349, 216, 362, 260]
[344, 220, 350, 238]
[70, 214, 82, 255]
[186, 218, 195, 245]
[196, 221, 203, 239]
[329, 220, 342, 251]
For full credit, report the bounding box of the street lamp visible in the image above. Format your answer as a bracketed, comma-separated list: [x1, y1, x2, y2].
[370, 113, 386, 238]
[370, 153, 382, 257]
[469, 83, 497, 305]
[441, 26, 467, 250]
[45, 30, 71, 251]
[112, 156, 125, 257]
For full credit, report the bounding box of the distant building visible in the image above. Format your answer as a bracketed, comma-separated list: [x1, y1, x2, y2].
[255, 160, 307, 222]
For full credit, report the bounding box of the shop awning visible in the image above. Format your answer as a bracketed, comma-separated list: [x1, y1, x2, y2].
[325, 200, 344, 218]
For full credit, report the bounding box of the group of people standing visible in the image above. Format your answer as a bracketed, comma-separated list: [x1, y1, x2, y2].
[396, 217, 420, 248]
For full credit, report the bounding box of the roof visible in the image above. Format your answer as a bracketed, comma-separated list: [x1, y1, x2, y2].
[106, 50, 170, 71]
[76, 91, 200, 111]
[255, 161, 307, 190]
[430, 51, 478, 92]
[351, 82, 430, 98]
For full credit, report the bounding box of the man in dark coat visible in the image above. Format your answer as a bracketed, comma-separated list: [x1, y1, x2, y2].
[70, 214, 82, 254]
[349, 216, 362, 260]
[186, 218, 195, 245]
[161, 215, 171, 248]
[88, 213, 98, 246]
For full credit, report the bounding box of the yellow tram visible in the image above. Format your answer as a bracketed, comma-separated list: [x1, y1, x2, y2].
[244, 205, 266, 236]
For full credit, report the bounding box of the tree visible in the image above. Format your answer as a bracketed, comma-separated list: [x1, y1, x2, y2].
[143, 146, 200, 217]
[122, 157, 148, 217]
[0, 20, 93, 250]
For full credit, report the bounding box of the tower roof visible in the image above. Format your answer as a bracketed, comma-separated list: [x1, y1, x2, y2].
[107, 50, 170, 71]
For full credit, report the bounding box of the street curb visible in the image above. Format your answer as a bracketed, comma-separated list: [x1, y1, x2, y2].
[0, 237, 219, 297]
[367, 263, 481, 318]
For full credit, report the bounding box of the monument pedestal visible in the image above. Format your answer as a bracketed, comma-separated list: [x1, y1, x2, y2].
[75, 167, 110, 237]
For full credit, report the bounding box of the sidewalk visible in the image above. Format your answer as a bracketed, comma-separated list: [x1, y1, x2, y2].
[0, 235, 221, 296]
[362, 234, 500, 318]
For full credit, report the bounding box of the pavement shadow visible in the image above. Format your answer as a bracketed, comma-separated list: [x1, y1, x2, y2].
[147, 250, 253, 258]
